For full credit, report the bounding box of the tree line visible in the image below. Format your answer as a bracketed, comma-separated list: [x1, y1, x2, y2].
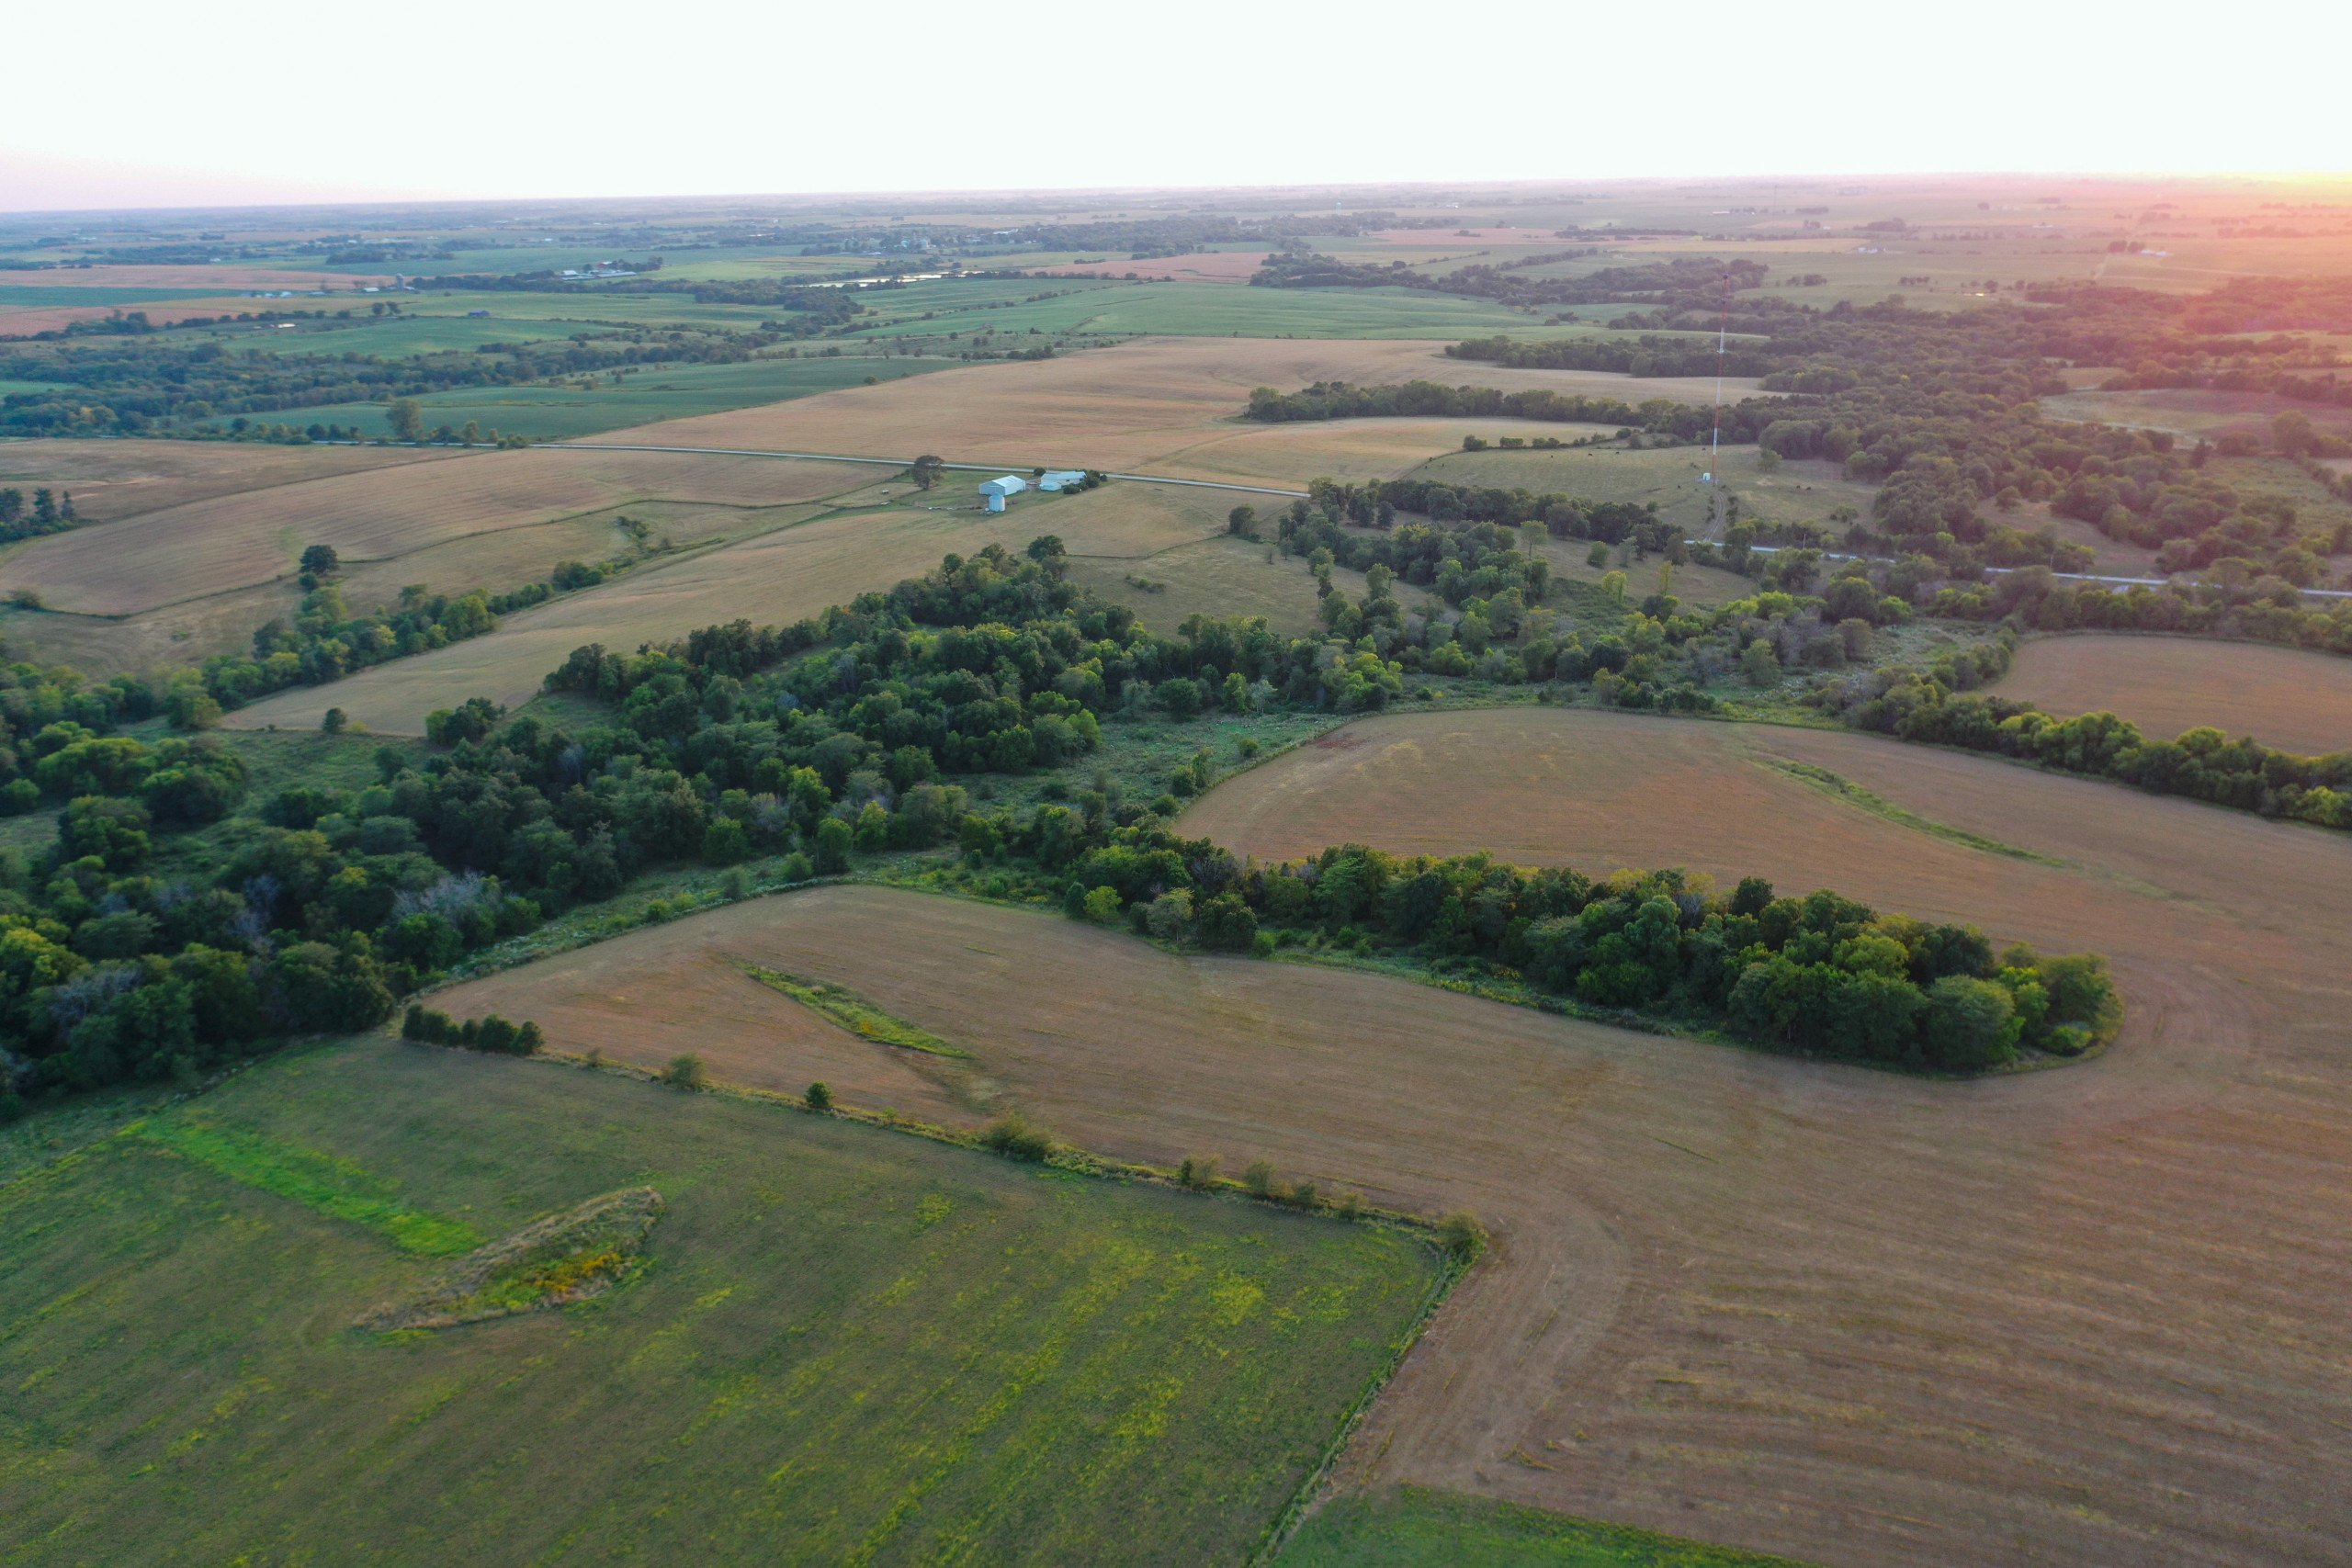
[1119, 844, 2119, 1072]
[1243, 378, 1787, 445]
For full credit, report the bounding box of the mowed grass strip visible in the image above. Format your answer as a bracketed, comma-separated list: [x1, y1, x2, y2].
[740, 964, 970, 1057]
[130, 1115, 482, 1256]
[1280, 1486, 1815, 1567]
[0, 1040, 1442, 1567]
[1755, 758, 2068, 866]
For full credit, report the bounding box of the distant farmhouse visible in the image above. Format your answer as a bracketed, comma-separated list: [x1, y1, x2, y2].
[978, 474, 1028, 513]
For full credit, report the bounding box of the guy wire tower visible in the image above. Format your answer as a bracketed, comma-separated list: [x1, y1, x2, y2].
[1705, 266, 1731, 537]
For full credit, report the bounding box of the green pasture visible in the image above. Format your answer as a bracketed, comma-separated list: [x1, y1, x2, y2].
[1280, 1487, 1814, 1567]
[0, 1037, 1443, 1566]
[279, 353, 956, 440]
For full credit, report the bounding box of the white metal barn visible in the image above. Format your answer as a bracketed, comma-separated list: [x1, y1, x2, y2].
[1037, 469, 1088, 492]
[978, 475, 1028, 512]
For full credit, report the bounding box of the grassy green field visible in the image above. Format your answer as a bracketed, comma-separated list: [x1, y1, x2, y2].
[1409, 444, 1878, 537]
[1280, 1488, 1813, 1567]
[0, 1039, 1445, 1566]
[282, 354, 957, 440]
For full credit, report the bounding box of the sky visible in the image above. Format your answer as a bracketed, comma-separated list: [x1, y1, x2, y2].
[3, 0, 2341, 213]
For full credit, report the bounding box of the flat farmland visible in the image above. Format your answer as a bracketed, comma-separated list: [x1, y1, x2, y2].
[597, 337, 1766, 481]
[1025, 250, 1272, 283]
[0, 437, 464, 519]
[0, 1039, 1441, 1566]
[1988, 634, 2352, 755]
[223, 480, 1234, 732]
[284, 354, 959, 442]
[0, 448, 878, 615]
[430, 760, 2352, 1568]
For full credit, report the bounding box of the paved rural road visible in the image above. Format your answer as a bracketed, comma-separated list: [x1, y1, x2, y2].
[544, 441, 1315, 499]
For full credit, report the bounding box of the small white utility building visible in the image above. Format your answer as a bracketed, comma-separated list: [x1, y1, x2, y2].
[1037, 469, 1088, 492]
[978, 475, 1028, 513]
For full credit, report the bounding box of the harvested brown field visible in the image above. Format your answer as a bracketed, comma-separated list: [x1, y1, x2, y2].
[0, 265, 387, 290]
[0, 448, 878, 616]
[224, 480, 1233, 732]
[597, 337, 1764, 481]
[437, 724, 2352, 1568]
[1025, 251, 1271, 283]
[0, 298, 312, 338]
[1989, 633, 2352, 755]
[0, 437, 461, 519]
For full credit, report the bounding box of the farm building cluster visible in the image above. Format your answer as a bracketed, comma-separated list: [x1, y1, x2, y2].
[978, 470, 1089, 511]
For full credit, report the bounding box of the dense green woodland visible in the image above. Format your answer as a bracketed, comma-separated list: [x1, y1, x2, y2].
[1249, 271, 2352, 582]
[0, 317, 786, 434]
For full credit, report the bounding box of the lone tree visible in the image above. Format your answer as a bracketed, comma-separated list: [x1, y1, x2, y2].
[386, 398, 425, 443]
[909, 454, 944, 491]
[300, 544, 340, 579]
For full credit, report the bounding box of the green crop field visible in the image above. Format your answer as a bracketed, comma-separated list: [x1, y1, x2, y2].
[847, 280, 1600, 340]
[283, 353, 958, 439]
[0, 1039, 1444, 1566]
[189, 312, 600, 357]
[1280, 1488, 1812, 1567]
[0, 284, 248, 308]
[386, 289, 815, 328]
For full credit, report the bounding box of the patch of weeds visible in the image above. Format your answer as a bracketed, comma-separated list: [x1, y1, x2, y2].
[356, 1187, 663, 1331]
[740, 964, 970, 1057]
